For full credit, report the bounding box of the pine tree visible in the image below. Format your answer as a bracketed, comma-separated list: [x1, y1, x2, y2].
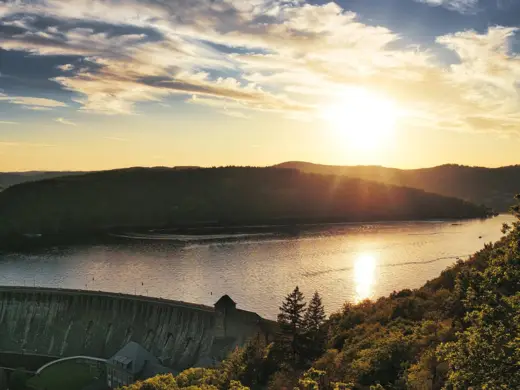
[278, 286, 307, 335]
[304, 291, 326, 333]
[277, 286, 307, 366]
[302, 291, 326, 362]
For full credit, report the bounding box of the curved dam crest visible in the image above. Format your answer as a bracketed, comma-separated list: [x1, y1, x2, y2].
[0, 287, 274, 370]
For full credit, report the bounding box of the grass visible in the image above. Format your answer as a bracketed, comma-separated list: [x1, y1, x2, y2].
[27, 360, 103, 390]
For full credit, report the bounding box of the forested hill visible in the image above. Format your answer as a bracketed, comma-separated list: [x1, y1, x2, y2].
[0, 167, 490, 236]
[0, 166, 197, 190]
[275, 161, 520, 212]
[0, 171, 84, 190]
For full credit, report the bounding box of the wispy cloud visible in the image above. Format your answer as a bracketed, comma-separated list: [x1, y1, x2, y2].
[103, 136, 129, 142]
[0, 93, 67, 110]
[416, 0, 478, 13]
[0, 141, 55, 147]
[187, 95, 254, 118]
[221, 110, 250, 119]
[0, 121, 19, 125]
[56, 64, 74, 71]
[55, 117, 77, 126]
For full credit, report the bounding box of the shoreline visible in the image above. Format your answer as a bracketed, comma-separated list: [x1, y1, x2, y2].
[0, 213, 499, 252]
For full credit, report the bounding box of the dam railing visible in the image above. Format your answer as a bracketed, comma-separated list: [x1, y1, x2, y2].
[0, 285, 215, 313]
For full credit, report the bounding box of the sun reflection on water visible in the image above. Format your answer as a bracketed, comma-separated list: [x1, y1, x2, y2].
[354, 253, 377, 303]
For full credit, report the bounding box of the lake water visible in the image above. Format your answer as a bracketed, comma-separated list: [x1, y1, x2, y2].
[0, 214, 514, 319]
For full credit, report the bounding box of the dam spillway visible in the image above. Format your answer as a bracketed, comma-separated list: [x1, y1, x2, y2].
[0, 287, 274, 370]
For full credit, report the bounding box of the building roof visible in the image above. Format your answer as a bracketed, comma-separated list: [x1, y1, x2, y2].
[235, 308, 262, 323]
[108, 341, 161, 375]
[214, 294, 236, 308]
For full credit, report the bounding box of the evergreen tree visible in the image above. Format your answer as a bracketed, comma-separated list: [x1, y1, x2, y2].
[277, 286, 307, 366]
[303, 291, 326, 362]
[278, 286, 307, 335]
[304, 291, 326, 333]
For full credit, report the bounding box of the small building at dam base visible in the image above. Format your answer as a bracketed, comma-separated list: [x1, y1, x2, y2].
[107, 341, 172, 388]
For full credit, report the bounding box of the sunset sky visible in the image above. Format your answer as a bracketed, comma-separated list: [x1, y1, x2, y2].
[1, 0, 520, 171]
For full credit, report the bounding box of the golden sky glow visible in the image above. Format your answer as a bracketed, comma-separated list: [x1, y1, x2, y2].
[1, 0, 520, 171]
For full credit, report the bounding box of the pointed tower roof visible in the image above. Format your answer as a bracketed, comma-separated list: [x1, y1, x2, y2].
[214, 294, 236, 310]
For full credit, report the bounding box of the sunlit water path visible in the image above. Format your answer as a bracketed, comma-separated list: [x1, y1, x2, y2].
[0, 215, 513, 319]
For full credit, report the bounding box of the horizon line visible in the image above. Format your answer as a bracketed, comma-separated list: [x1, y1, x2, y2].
[2, 161, 520, 174]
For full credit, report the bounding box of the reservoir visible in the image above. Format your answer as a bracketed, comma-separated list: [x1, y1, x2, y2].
[0, 214, 514, 319]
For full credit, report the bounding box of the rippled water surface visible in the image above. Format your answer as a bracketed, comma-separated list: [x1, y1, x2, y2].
[0, 215, 514, 319]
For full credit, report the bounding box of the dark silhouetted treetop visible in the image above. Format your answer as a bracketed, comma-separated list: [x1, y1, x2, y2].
[304, 291, 326, 333]
[278, 286, 306, 335]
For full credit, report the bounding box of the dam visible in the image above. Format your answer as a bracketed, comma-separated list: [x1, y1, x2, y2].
[0, 287, 276, 370]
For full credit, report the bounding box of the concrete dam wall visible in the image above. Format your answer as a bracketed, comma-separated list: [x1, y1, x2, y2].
[0, 287, 274, 370]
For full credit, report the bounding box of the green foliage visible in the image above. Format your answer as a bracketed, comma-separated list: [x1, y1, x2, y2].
[303, 292, 327, 363]
[436, 209, 520, 389]
[267, 369, 300, 390]
[298, 368, 326, 390]
[229, 380, 250, 390]
[119, 370, 250, 390]
[121, 374, 177, 390]
[174, 368, 221, 388]
[277, 287, 329, 369]
[278, 286, 306, 335]
[304, 292, 326, 334]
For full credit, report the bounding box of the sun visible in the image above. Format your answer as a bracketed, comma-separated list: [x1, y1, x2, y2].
[321, 87, 399, 150]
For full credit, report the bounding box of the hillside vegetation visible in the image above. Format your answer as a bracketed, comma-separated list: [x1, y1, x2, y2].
[0, 167, 491, 237]
[0, 171, 83, 188]
[0, 167, 195, 189]
[276, 162, 520, 212]
[120, 197, 520, 389]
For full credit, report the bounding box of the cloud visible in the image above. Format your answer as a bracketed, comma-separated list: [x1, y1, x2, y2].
[222, 110, 250, 119]
[19, 97, 66, 108]
[57, 64, 74, 71]
[55, 117, 77, 126]
[0, 121, 19, 125]
[416, 0, 478, 13]
[104, 136, 129, 142]
[0, 93, 67, 110]
[0, 141, 55, 147]
[187, 95, 250, 118]
[0, 1, 375, 116]
[53, 65, 309, 115]
[0, 0, 520, 137]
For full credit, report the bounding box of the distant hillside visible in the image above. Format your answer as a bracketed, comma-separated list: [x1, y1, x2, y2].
[0, 171, 85, 189]
[0, 166, 199, 190]
[0, 167, 491, 237]
[275, 162, 520, 212]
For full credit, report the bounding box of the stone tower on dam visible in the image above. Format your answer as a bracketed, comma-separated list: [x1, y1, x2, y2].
[0, 287, 276, 370]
